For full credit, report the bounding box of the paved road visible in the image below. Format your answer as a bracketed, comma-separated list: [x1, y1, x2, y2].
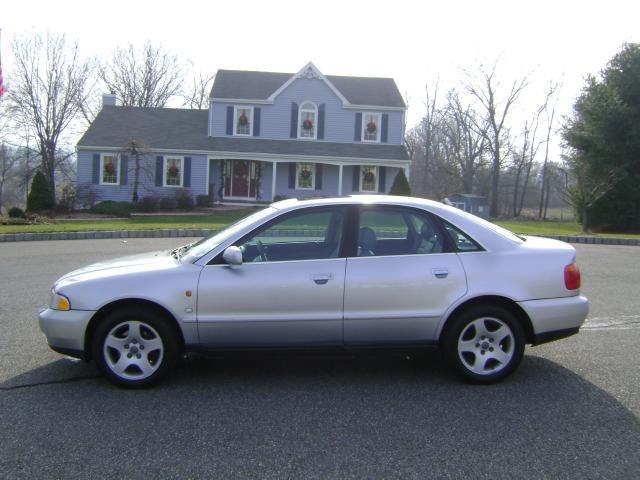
[0, 239, 639, 479]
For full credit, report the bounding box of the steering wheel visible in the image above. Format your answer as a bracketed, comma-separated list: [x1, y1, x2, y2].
[256, 240, 268, 262]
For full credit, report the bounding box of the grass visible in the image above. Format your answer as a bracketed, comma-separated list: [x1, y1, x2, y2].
[1, 209, 639, 238]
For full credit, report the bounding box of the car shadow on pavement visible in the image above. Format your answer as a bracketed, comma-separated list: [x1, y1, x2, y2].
[1, 352, 639, 478]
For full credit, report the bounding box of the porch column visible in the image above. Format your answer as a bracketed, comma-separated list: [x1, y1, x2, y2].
[338, 164, 343, 196]
[271, 161, 278, 201]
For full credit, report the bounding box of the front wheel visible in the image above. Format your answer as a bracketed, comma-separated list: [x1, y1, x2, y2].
[92, 308, 179, 388]
[441, 305, 525, 384]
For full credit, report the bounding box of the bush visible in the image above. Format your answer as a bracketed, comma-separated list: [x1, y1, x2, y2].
[196, 194, 210, 208]
[175, 189, 194, 210]
[91, 200, 135, 217]
[273, 195, 290, 202]
[57, 185, 77, 213]
[160, 196, 177, 211]
[389, 170, 411, 196]
[76, 184, 97, 209]
[2, 217, 29, 225]
[26, 171, 54, 212]
[8, 207, 26, 219]
[136, 196, 160, 213]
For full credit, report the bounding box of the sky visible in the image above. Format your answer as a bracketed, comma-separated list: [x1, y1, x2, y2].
[2, 0, 639, 154]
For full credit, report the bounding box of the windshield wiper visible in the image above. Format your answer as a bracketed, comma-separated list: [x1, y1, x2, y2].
[170, 242, 195, 259]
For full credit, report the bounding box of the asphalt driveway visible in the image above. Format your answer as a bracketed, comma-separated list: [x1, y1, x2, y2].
[0, 239, 638, 478]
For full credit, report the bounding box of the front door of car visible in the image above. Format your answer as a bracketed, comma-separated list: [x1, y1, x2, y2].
[197, 206, 347, 348]
[343, 206, 468, 345]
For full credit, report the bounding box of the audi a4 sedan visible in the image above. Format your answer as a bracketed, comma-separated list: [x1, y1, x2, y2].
[39, 196, 589, 387]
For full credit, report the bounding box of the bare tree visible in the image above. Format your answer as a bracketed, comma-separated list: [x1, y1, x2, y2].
[465, 62, 528, 217]
[9, 32, 93, 204]
[119, 140, 153, 203]
[182, 71, 215, 109]
[100, 42, 183, 108]
[538, 101, 557, 218]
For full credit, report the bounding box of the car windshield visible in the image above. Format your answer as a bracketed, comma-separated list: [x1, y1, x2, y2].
[184, 207, 277, 260]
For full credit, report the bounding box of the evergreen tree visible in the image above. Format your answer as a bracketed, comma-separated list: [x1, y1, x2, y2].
[26, 171, 54, 212]
[389, 169, 411, 196]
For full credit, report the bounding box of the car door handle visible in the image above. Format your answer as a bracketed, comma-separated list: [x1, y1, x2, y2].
[432, 268, 449, 279]
[311, 274, 333, 285]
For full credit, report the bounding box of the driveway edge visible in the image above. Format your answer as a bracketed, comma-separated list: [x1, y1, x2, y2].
[0, 230, 639, 246]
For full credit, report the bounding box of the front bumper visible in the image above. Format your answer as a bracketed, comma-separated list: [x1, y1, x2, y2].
[38, 307, 96, 357]
[518, 295, 589, 345]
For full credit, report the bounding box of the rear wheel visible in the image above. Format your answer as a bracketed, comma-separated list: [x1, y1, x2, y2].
[92, 307, 179, 388]
[442, 305, 525, 383]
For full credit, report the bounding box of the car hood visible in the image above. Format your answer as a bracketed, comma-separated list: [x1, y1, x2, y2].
[56, 250, 178, 285]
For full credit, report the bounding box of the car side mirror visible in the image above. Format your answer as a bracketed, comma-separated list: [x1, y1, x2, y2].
[222, 246, 243, 266]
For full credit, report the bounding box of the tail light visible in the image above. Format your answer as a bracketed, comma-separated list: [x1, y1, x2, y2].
[564, 263, 581, 290]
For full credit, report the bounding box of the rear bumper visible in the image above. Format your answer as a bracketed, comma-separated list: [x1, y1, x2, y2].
[38, 307, 95, 356]
[518, 295, 589, 345]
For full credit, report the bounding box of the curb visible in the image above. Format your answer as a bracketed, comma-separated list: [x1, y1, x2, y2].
[0, 230, 639, 246]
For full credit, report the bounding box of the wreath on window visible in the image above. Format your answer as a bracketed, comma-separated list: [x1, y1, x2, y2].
[238, 113, 248, 126]
[302, 119, 313, 130]
[104, 162, 115, 175]
[366, 121, 377, 134]
[300, 167, 312, 180]
[168, 164, 180, 177]
[363, 170, 376, 183]
[234, 162, 249, 177]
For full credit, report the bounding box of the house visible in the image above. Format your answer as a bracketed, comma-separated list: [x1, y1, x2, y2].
[76, 62, 410, 205]
[444, 193, 489, 219]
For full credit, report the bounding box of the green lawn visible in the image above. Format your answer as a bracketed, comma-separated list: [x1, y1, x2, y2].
[2, 211, 639, 238]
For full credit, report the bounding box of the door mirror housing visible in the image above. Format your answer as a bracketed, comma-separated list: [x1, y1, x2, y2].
[222, 246, 243, 266]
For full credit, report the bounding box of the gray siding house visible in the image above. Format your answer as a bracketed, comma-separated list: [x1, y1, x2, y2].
[76, 62, 410, 204]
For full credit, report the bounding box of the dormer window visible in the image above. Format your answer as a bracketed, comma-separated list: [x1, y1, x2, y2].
[298, 101, 317, 139]
[234, 106, 253, 136]
[362, 112, 381, 142]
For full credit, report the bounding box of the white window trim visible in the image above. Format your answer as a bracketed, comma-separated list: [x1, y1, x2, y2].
[295, 162, 316, 190]
[451, 202, 466, 212]
[233, 106, 254, 137]
[359, 165, 379, 193]
[99, 153, 120, 185]
[298, 101, 318, 140]
[163, 156, 185, 188]
[361, 112, 382, 143]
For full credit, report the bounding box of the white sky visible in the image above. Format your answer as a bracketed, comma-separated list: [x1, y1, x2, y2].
[2, 0, 639, 154]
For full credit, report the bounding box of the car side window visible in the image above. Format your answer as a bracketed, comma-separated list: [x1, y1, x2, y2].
[237, 208, 344, 263]
[442, 222, 482, 252]
[357, 208, 444, 257]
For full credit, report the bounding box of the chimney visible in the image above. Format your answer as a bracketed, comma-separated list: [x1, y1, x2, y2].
[102, 91, 121, 107]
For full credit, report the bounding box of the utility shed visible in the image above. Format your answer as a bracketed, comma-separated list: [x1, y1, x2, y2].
[444, 194, 490, 220]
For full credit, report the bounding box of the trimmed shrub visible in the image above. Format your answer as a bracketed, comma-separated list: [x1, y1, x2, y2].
[136, 196, 160, 213]
[91, 201, 135, 217]
[160, 196, 177, 211]
[389, 170, 411, 196]
[2, 217, 29, 225]
[196, 194, 210, 208]
[175, 189, 194, 210]
[8, 207, 26, 219]
[26, 171, 54, 212]
[273, 195, 290, 202]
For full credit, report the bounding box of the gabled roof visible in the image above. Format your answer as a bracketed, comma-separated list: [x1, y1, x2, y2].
[210, 63, 406, 109]
[77, 106, 409, 162]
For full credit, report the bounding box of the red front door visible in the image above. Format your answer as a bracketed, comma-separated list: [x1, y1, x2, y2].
[224, 160, 255, 198]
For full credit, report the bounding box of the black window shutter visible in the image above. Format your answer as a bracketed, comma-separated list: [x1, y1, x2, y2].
[352, 166, 360, 192]
[92, 154, 100, 184]
[381, 114, 389, 143]
[315, 163, 323, 190]
[317, 104, 325, 140]
[120, 155, 128, 185]
[288, 163, 296, 189]
[155, 156, 164, 186]
[378, 166, 386, 192]
[354, 113, 362, 141]
[184, 157, 191, 187]
[253, 108, 261, 136]
[290, 102, 299, 138]
[226, 106, 234, 135]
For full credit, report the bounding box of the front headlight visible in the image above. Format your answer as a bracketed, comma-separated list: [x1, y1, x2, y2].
[50, 291, 71, 311]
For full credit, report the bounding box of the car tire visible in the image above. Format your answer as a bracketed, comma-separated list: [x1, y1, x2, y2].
[441, 305, 525, 384]
[92, 307, 179, 388]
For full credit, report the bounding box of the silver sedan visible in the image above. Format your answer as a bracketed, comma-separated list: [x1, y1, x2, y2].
[39, 196, 589, 387]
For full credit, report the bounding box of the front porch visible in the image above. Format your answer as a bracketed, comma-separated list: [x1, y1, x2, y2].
[207, 158, 405, 204]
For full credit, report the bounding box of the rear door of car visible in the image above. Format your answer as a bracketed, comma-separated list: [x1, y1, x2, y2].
[343, 205, 468, 345]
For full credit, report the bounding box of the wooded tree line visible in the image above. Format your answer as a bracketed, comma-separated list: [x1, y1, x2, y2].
[0, 32, 214, 211]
